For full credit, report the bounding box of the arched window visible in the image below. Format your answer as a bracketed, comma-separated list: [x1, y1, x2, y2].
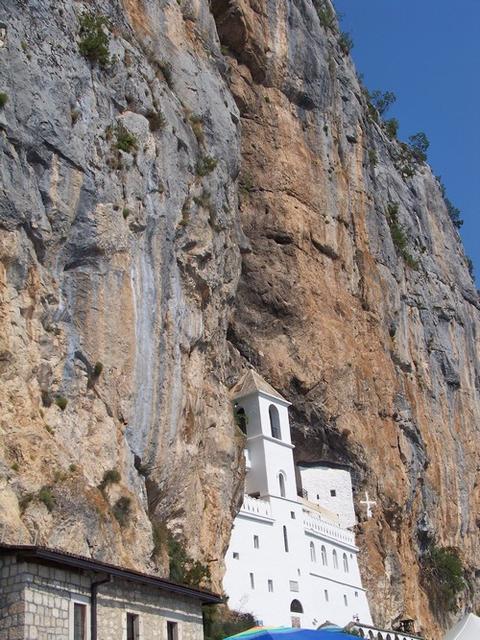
[269, 405, 281, 439]
[359, 631, 365, 638]
[283, 526, 289, 552]
[279, 472, 286, 497]
[310, 542, 316, 563]
[321, 545, 327, 566]
[234, 405, 247, 434]
[290, 599, 303, 613]
[343, 552, 349, 572]
[333, 549, 338, 569]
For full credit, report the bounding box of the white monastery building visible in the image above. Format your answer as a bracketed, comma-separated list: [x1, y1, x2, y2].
[223, 370, 373, 629]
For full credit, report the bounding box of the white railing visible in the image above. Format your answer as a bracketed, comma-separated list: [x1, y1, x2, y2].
[352, 623, 423, 640]
[303, 512, 355, 546]
[240, 495, 272, 518]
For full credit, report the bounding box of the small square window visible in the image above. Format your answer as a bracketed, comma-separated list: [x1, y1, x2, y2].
[268, 579, 274, 592]
[290, 511, 296, 519]
[330, 489, 336, 497]
[127, 613, 140, 640]
[289, 580, 299, 592]
[233, 552, 239, 559]
[253, 535, 259, 549]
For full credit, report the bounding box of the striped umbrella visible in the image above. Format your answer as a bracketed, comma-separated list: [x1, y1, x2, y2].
[225, 626, 360, 640]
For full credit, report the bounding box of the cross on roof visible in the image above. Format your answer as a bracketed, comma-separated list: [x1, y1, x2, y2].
[360, 491, 376, 518]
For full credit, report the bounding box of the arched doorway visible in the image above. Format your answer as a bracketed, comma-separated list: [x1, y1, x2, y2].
[290, 599, 303, 628]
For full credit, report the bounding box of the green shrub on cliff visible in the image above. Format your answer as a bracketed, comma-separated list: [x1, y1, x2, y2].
[369, 90, 396, 116]
[78, 12, 111, 67]
[38, 486, 55, 512]
[115, 124, 138, 153]
[408, 131, 429, 163]
[338, 31, 353, 55]
[168, 534, 210, 587]
[423, 545, 464, 612]
[314, 0, 336, 31]
[203, 606, 256, 640]
[98, 468, 121, 492]
[384, 118, 399, 140]
[385, 203, 418, 269]
[113, 496, 132, 527]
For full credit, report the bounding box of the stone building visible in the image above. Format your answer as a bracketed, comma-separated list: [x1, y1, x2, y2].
[0, 543, 220, 640]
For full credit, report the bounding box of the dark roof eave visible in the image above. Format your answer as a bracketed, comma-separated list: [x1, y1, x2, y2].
[0, 544, 221, 605]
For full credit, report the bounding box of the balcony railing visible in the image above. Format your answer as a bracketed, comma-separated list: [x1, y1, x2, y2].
[351, 622, 423, 640]
[240, 495, 272, 519]
[303, 512, 356, 546]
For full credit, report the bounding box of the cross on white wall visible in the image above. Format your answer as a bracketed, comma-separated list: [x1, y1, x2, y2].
[360, 491, 376, 519]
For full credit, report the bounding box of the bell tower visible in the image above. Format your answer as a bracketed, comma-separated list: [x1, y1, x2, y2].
[231, 370, 296, 499]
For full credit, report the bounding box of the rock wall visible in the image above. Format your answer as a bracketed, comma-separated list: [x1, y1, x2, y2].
[0, 1, 478, 637]
[0, 0, 244, 578]
[216, 1, 480, 636]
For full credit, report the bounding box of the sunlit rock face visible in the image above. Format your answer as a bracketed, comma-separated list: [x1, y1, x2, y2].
[0, 0, 244, 580]
[0, 1, 478, 637]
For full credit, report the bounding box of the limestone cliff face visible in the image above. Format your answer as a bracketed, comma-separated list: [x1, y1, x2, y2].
[0, 0, 244, 578]
[0, 1, 478, 638]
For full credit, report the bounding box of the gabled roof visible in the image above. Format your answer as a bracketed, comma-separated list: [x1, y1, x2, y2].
[230, 370, 287, 402]
[0, 544, 221, 604]
[444, 614, 480, 640]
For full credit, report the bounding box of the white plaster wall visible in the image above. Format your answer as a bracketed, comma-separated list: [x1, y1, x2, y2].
[239, 393, 296, 499]
[299, 466, 356, 529]
[224, 496, 372, 629]
[225, 387, 372, 629]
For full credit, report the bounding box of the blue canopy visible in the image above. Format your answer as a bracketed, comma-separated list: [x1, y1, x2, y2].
[225, 626, 360, 640]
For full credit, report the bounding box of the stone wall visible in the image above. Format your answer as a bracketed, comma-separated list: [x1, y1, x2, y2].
[0, 555, 204, 640]
[97, 581, 203, 640]
[0, 554, 26, 640]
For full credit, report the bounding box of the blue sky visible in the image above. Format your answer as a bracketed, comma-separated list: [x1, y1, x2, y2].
[334, 0, 479, 283]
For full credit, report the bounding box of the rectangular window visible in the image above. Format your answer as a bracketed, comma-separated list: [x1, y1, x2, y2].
[233, 552, 239, 559]
[268, 579, 274, 592]
[290, 511, 296, 519]
[73, 603, 87, 640]
[253, 535, 259, 549]
[127, 613, 139, 640]
[249, 573, 255, 589]
[289, 580, 299, 592]
[344, 594, 348, 606]
[324, 589, 329, 602]
[330, 489, 336, 497]
[167, 621, 178, 640]
[355, 591, 358, 598]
